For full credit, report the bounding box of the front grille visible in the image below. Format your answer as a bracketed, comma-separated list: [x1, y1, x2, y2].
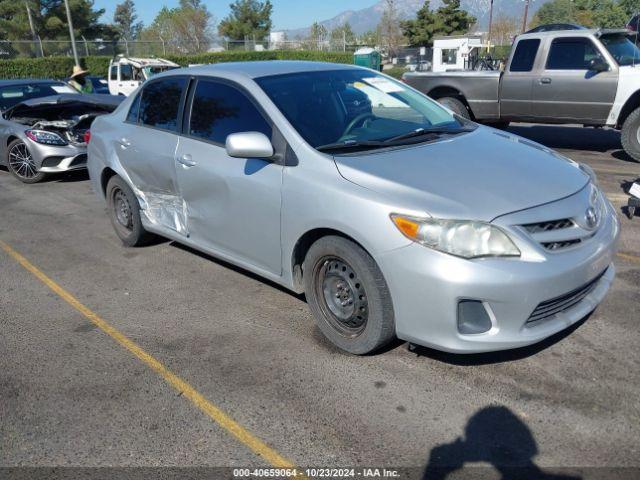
[526, 270, 606, 325]
[541, 239, 582, 251]
[523, 218, 574, 234]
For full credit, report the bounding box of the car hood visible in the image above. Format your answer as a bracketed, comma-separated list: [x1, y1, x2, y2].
[5, 93, 122, 117]
[333, 127, 590, 221]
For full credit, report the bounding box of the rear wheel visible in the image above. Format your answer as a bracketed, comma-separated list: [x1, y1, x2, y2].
[303, 236, 395, 355]
[106, 175, 156, 247]
[437, 96, 470, 120]
[6, 139, 47, 183]
[621, 107, 640, 162]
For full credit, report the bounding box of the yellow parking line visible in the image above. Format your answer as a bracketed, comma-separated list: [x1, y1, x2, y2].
[0, 239, 299, 471]
[617, 252, 640, 264]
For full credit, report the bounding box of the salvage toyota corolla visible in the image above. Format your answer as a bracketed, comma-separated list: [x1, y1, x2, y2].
[88, 61, 620, 354]
[0, 80, 121, 183]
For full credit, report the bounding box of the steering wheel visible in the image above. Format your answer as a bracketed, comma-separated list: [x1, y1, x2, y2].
[342, 113, 377, 137]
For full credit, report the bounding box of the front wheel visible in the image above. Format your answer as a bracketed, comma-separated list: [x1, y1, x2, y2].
[303, 236, 395, 355]
[621, 107, 640, 162]
[6, 139, 47, 183]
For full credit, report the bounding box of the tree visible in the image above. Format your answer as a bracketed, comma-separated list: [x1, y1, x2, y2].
[140, 0, 214, 53]
[620, 0, 640, 17]
[330, 22, 355, 50]
[400, 1, 438, 47]
[531, 0, 627, 29]
[489, 14, 518, 46]
[307, 21, 328, 49]
[218, 0, 273, 41]
[379, 0, 405, 56]
[400, 0, 475, 47]
[113, 0, 143, 40]
[360, 28, 381, 46]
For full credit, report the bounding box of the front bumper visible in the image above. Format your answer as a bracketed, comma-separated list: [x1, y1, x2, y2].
[376, 197, 620, 353]
[25, 137, 87, 173]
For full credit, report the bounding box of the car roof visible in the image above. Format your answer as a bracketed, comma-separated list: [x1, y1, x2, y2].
[0, 79, 63, 87]
[174, 60, 361, 79]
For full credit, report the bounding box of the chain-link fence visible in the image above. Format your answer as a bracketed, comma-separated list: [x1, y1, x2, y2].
[0, 38, 376, 59]
[0, 39, 171, 59]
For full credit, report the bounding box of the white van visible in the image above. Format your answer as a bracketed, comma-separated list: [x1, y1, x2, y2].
[107, 56, 179, 96]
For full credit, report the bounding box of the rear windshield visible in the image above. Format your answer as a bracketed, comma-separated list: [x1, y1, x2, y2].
[0, 82, 76, 111]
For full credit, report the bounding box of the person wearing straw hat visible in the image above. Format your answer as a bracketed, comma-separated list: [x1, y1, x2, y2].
[68, 65, 93, 94]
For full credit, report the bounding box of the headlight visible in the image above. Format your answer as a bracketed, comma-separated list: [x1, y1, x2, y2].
[25, 129, 68, 146]
[579, 163, 599, 186]
[391, 214, 520, 259]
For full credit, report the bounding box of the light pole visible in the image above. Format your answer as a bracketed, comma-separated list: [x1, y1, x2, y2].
[63, 0, 80, 66]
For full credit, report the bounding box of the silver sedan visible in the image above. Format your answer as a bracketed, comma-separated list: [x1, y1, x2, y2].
[88, 62, 620, 354]
[0, 80, 121, 183]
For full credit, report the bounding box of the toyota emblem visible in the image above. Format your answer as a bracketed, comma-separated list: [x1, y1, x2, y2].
[585, 207, 598, 229]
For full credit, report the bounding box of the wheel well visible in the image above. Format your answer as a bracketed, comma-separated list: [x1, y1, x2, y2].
[617, 91, 640, 128]
[427, 87, 473, 118]
[291, 228, 366, 293]
[100, 167, 117, 197]
[6, 135, 19, 147]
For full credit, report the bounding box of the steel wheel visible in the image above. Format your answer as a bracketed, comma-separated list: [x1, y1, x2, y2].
[8, 142, 38, 179]
[315, 256, 369, 337]
[112, 187, 133, 231]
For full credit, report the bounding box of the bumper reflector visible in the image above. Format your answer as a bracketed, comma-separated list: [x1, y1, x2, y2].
[457, 300, 492, 334]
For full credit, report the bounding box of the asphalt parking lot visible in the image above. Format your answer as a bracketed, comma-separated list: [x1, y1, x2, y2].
[1, 124, 639, 479]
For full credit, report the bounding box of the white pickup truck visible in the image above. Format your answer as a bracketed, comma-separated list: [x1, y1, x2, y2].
[108, 56, 179, 96]
[403, 28, 640, 161]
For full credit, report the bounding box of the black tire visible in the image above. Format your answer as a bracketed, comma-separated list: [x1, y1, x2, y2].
[6, 138, 47, 183]
[106, 175, 155, 247]
[482, 120, 510, 130]
[303, 236, 395, 355]
[437, 96, 471, 120]
[621, 107, 640, 162]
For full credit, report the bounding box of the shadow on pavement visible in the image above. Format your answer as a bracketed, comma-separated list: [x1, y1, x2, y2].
[423, 405, 582, 480]
[507, 124, 621, 153]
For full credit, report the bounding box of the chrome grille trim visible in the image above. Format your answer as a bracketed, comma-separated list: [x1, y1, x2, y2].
[522, 218, 574, 234]
[526, 270, 606, 324]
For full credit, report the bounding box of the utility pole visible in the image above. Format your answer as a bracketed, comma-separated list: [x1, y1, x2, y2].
[63, 0, 80, 66]
[25, 2, 40, 57]
[521, 0, 531, 34]
[487, 0, 494, 50]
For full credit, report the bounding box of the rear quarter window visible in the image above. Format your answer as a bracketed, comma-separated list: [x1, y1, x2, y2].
[510, 39, 541, 72]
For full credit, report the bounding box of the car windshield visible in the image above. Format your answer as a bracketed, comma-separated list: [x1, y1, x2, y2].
[0, 82, 77, 111]
[256, 69, 465, 150]
[600, 34, 640, 66]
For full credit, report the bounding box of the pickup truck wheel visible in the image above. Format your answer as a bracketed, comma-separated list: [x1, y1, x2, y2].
[437, 97, 470, 120]
[621, 107, 640, 162]
[303, 236, 396, 355]
[106, 175, 156, 247]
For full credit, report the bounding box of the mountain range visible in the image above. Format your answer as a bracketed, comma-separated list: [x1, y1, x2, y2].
[285, 0, 552, 37]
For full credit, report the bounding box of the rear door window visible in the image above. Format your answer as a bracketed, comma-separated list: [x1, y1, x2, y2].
[138, 77, 186, 132]
[546, 37, 603, 70]
[188, 80, 271, 145]
[510, 39, 541, 72]
[110, 66, 118, 81]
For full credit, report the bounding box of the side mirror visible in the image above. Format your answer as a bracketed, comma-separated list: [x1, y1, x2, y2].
[225, 132, 274, 159]
[589, 57, 609, 72]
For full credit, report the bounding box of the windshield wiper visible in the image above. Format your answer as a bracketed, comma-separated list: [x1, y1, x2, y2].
[385, 126, 474, 144]
[316, 139, 388, 153]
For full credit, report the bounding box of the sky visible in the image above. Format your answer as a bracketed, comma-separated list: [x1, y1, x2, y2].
[94, 0, 378, 31]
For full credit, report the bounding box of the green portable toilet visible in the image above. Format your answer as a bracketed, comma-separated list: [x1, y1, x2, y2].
[354, 47, 382, 71]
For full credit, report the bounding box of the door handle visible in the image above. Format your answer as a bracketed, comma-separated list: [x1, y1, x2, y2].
[540, 77, 552, 84]
[177, 154, 196, 167]
[118, 137, 131, 148]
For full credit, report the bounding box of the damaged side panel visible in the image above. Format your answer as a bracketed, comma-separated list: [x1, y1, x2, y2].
[135, 188, 188, 236]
